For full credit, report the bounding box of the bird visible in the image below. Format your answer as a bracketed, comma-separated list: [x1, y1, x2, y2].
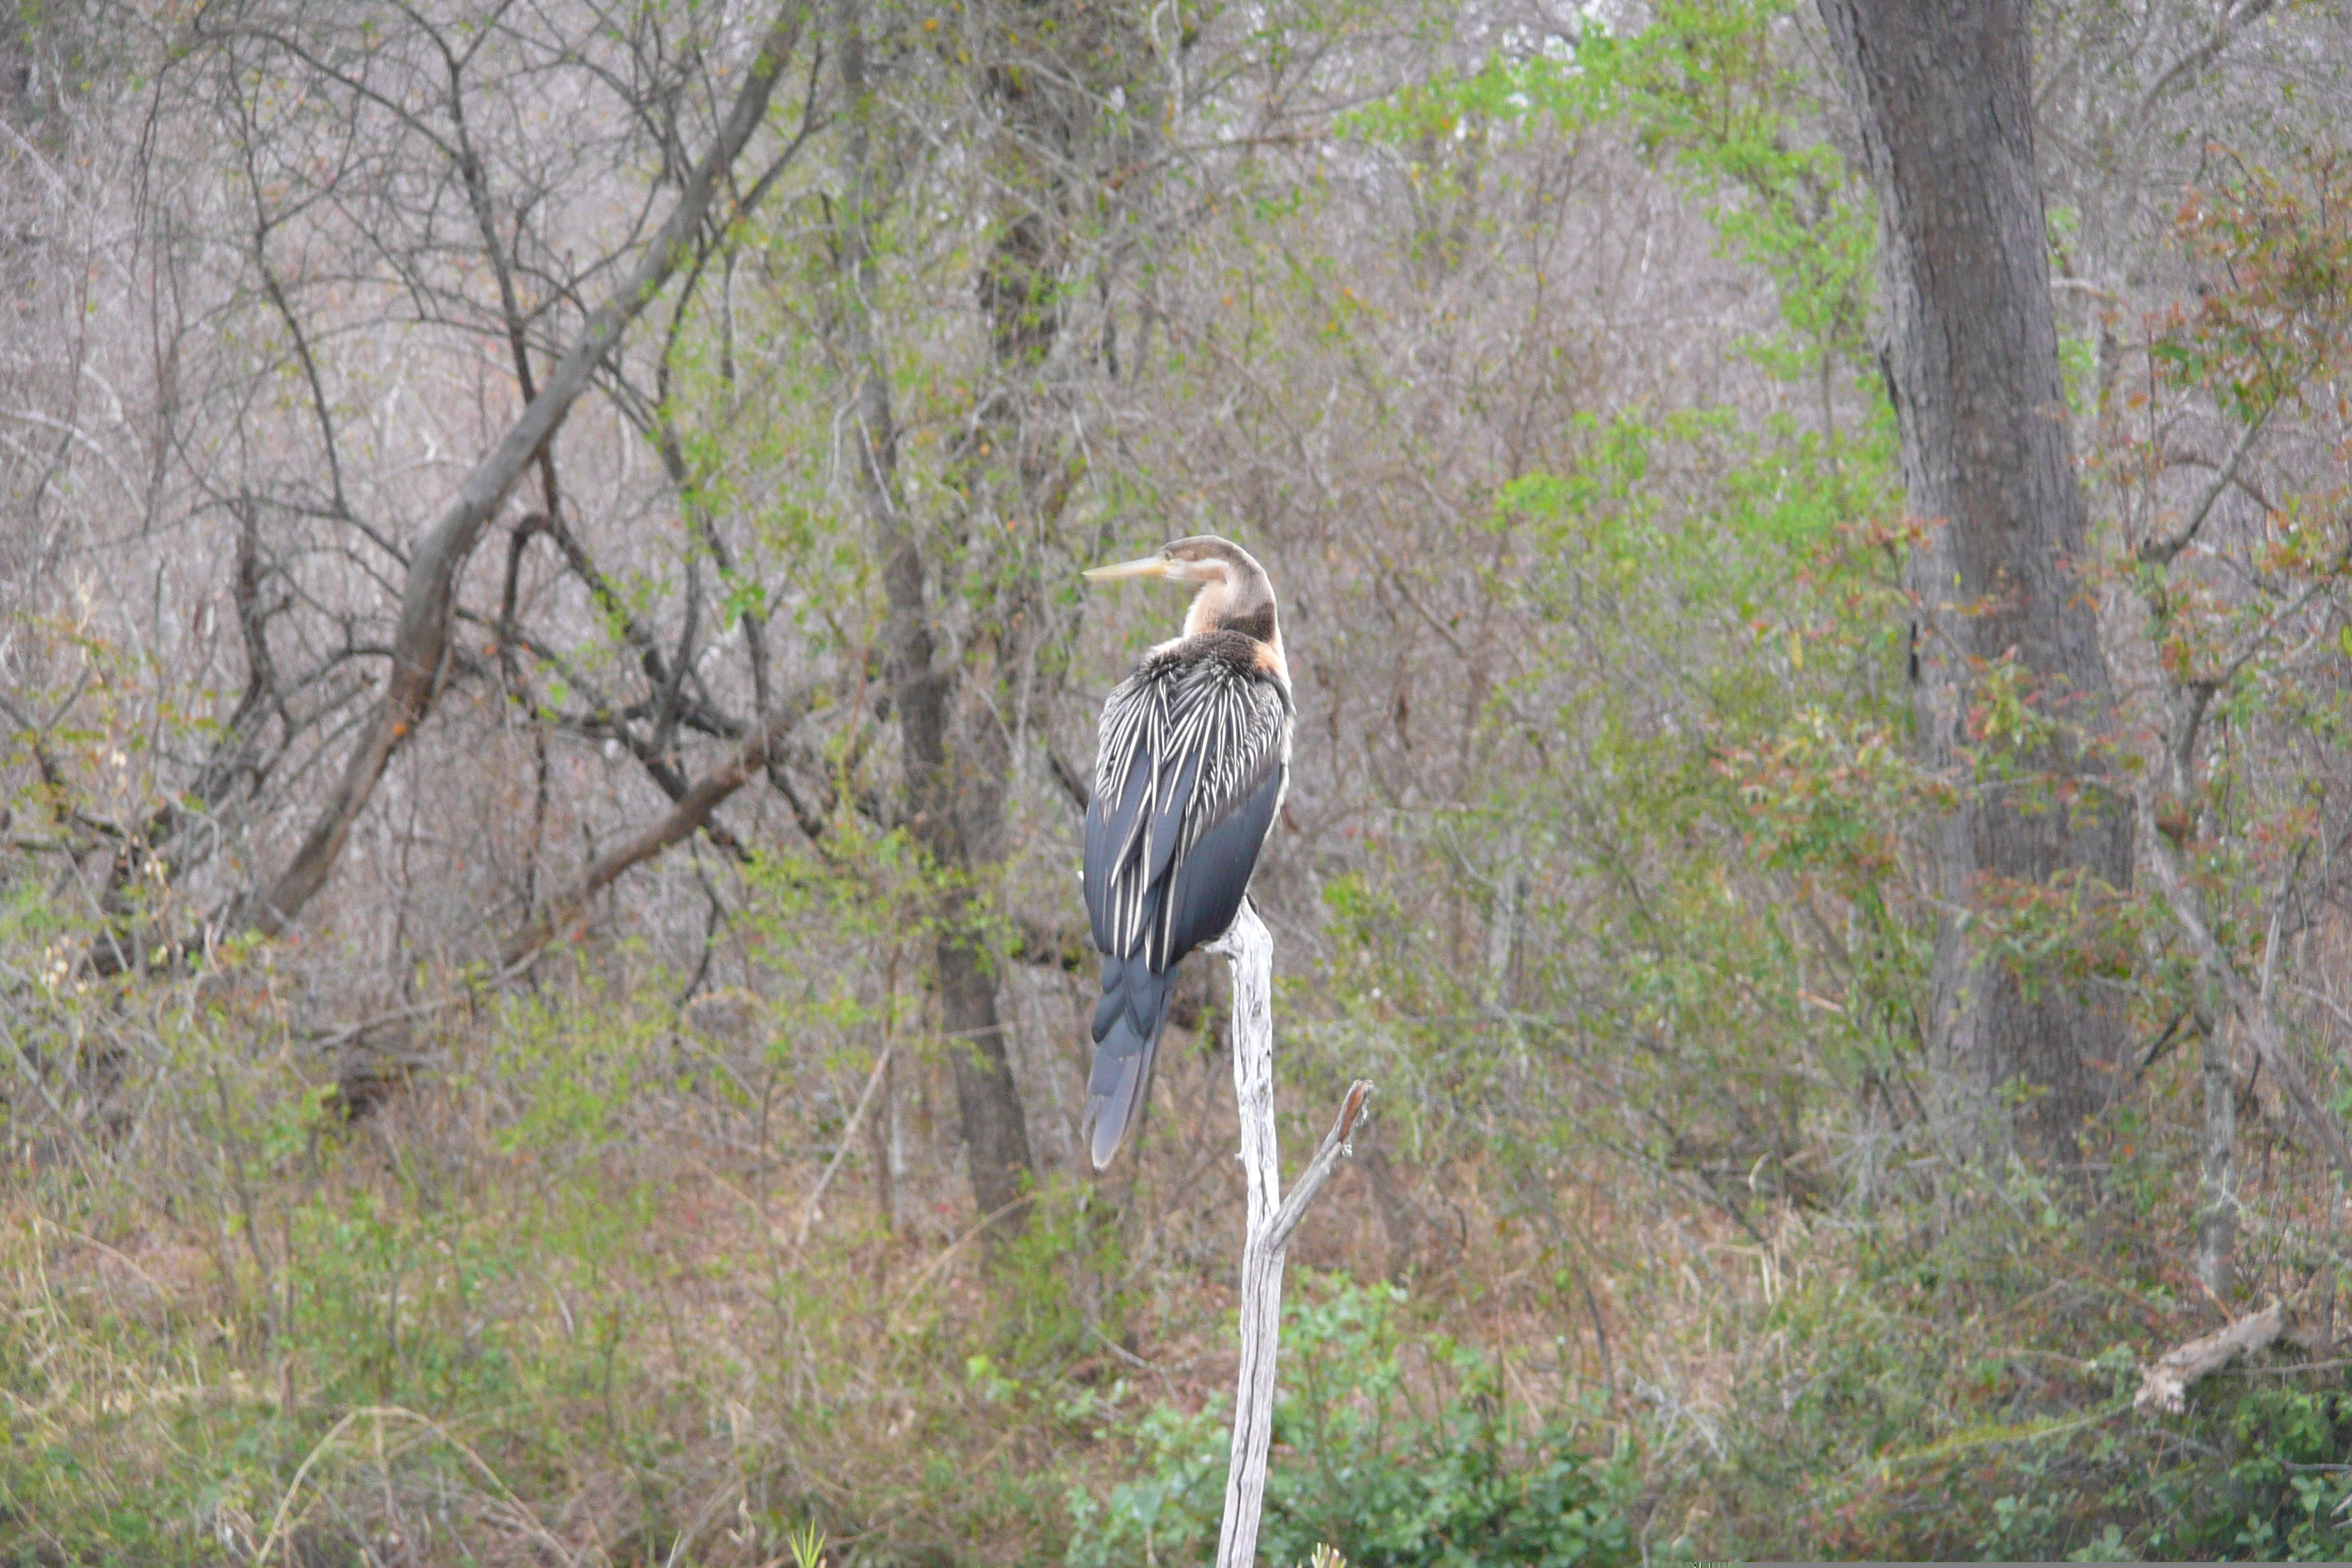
[1078, 535, 1293, 1169]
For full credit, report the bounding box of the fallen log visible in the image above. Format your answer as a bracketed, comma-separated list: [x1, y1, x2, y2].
[2136, 1299, 2285, 1414]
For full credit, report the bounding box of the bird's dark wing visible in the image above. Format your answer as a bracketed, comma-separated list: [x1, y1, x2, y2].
[1163, 760, 1285, 960]
[1083, 668, 1160, 957]
[1084, 650, 1289, 971]
[1082, 704, 1147, 956]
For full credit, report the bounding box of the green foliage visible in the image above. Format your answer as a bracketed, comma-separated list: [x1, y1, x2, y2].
[1308, 390, 1918, 1220]
[989, 1180, 1128, 1372]
[1066, 1276, 1635, 1567]
[1349, 0, 1877, 390]
[13, 4, 2352, 1564]
[1301, 0, 1929, 1234]
[0, 975, 700, 1538]
[0, 952, 1082, 1561]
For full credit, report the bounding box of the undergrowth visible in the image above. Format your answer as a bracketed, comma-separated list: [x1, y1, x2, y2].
[7, 917, 2352, 1564]
[1682, 1149, 2352, 1562]
[0, 948, 1638, 1565]
[1066, 1275, 1635, 1567]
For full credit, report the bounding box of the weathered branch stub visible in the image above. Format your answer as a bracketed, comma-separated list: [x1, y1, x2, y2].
[1204, 900, 1373, 1568]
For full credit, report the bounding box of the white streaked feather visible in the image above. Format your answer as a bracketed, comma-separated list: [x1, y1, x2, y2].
[1093, 645, 1289, 968]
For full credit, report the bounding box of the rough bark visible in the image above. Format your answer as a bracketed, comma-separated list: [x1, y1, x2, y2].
[1821, 0, 2133, 1162]
[831, 0, 1036, 1226]
[2194, 985, 2236, 1297]
[225, 4, 809, 940]
[941, 0, 1159, 1212]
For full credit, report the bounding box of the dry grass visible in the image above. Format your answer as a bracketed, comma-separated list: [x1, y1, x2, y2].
[0, 940, 1802, 1564]
[10, 913, 2352, 1566]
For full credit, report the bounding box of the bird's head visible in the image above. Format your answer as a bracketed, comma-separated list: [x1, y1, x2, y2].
[1084, 535, 1280, 648]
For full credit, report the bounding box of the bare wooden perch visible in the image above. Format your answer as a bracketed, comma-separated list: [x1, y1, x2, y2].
[1204, 900, 1373, 1568]
[2136, 1299, 2285, 1414]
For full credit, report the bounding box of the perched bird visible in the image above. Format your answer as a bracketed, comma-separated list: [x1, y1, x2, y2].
[1079, 535, 1293, 1169]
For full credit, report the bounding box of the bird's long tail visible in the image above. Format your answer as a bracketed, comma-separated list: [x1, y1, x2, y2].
[1084, 951, 1177, 1169]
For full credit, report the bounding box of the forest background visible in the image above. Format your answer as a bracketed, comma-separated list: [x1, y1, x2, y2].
[5, 0, 2352, 1560]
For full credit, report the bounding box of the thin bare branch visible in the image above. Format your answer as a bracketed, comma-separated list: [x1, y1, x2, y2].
[233, 2, 813, 940]
[2138, 398, 2279, 566]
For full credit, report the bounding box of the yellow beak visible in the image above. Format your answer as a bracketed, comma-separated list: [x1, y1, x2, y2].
[1082, 555, 1170, 583]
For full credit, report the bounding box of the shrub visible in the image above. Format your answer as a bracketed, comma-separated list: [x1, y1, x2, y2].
[1687, 1191, 2352, 1563]
[1066, 1276, 1633, 1567]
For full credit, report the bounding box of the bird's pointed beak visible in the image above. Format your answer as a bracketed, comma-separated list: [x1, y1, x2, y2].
[1082, 555, 1170, 584]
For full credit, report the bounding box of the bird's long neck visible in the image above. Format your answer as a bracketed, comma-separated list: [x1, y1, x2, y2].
[1181, 570, 1287, 682]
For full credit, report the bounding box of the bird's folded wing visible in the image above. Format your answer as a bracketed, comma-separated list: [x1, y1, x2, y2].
[1085, 660, 1289, 970]
[1162, 759, 1285, 965]
[1084, 670, 1159, 957]
[1166, 658, 1288, 847]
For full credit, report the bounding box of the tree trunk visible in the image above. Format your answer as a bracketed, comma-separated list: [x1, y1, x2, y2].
[1820, 0, 2133, 1163]
[831, 0, 1036, 1227]
[2193, 992, 2236, 1296]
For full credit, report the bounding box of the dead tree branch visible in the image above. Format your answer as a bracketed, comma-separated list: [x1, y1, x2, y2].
[2137, 397, 2278, 566]
[2130, 0, 2282, 127]
[498, 700, 806, 969]
[1204, 899, 1372, 1568]
[2136, 1298, 2285, 1414]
